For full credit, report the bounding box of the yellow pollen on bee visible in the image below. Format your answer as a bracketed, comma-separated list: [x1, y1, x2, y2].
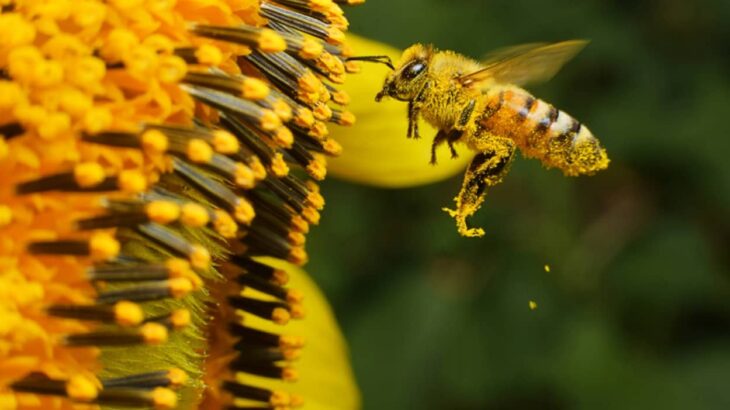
[189, 245, 211, 270]
[65, 374, 99, 402]
[211, 130, 239, 153]
[73, 162, 105, 187]
[529, 300, 538, 310]
[118, 170, 148, 193]
[544, 264, 551, 273]
[258, 29, 287, 53]
[180, 203, 210, 227]
[187, 139, 214, 163]
[241, 77, 270, 100]
[114, 301, 144, 327]
[89, 232, 120, 260]
[195, 44, 223, 66]
[146, 200, 181, 224]
[151, 387, 177, 410]
[234, 199, 255, 224]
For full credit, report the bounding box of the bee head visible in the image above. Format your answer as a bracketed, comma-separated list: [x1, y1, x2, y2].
[376, 44, 433, 102]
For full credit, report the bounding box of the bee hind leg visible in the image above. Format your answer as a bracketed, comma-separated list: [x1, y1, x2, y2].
[443, 136, 515, 237]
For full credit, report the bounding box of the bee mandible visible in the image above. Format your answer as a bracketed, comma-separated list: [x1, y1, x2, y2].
[373, 40, 610, 237]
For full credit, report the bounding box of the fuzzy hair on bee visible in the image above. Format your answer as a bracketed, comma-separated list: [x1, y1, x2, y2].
[376, 40, 610, 237]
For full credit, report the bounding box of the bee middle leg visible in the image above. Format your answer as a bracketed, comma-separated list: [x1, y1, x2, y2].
[443, 136, 515, 237]
[430, 129, 463, 165]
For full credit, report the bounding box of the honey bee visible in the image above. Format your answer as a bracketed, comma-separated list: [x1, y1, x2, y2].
[374, 40, 610, 237]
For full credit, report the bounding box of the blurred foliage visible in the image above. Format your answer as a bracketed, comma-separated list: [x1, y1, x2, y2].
[308, 0, 729, 409]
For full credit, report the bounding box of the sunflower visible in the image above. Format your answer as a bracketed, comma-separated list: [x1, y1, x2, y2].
[0, 0, 365, 408]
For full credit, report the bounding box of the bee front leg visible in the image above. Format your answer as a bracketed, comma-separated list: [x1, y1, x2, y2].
[443, 136, 515, 237]
[407, 99, 421, 139]
[430, 130, 448, 165]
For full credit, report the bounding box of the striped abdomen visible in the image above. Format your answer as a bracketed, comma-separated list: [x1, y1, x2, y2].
[478, 87, 609, 176]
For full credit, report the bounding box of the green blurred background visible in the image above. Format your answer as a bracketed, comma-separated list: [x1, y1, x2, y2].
[309, 0, 730, 408]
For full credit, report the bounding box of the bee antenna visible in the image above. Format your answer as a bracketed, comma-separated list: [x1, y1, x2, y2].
[346, 55, 395, 70]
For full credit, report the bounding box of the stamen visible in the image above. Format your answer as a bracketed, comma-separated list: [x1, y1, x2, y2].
[64, 322, 169, 346]
[190, 24, 286, 53]
[96, 278, 194, 304]
[95, 387, 178, 409]
[102, 369, 187, 389]
[228, 323, 305, 350]
[260, 2, 344, 45]
[182, 72, 270, 100]
[47, 301, 144, 327]
[228, 256, 290, 285]
[136, 223, 211, 269]
[221, 380, 290, 407]
[229, 359, 298, 381]
[27, 233, 120, 261]
[181, 85, 282, 131]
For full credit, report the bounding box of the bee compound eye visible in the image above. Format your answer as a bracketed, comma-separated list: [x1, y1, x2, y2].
[402, 61, 426, 80]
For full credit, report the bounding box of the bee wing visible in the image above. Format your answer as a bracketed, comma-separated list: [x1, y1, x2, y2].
[457, 40, 588, 87]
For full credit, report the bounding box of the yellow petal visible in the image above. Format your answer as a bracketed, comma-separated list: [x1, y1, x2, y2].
[328, 35, 473, 188]
[238, 258, 360, 410]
